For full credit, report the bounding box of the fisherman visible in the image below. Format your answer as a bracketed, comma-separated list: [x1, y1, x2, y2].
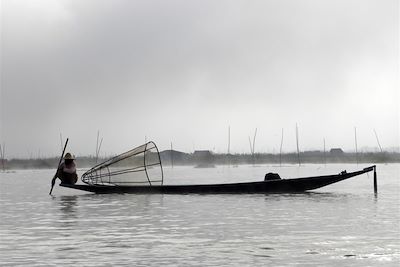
[52, 153, 78, 185]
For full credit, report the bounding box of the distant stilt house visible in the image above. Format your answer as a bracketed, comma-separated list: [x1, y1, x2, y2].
[193, 150, 213, 161]
[193, 150, 215, 167]
[159, 150, 188, 165]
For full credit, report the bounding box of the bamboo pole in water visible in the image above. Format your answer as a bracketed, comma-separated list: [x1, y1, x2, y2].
[50, 138, 68, 195]
[248, 136, 253, 155]
[95, 131, 103, 163]
[373, 129, 383, 152]
[252, 128, 257, 156]
[97, 138, 103, 160]
[374, 165, 378, 195]
[354, 127, 359, 165]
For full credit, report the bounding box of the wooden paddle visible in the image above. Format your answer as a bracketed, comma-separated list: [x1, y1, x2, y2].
[49, 138, 69, 195]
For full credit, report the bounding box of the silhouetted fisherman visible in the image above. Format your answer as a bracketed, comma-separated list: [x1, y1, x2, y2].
[52, 153, 78, 185]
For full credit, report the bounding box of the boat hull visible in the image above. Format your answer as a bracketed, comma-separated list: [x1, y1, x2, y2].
[60, 166, 374, 194]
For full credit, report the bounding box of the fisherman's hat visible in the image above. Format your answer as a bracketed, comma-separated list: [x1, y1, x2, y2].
[64, 153, 75, 160]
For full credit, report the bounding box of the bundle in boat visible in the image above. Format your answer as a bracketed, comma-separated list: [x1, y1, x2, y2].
[82, 141, 163, 186]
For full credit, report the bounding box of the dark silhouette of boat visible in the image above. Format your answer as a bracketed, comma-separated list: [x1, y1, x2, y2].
[60, 165, 376, 194]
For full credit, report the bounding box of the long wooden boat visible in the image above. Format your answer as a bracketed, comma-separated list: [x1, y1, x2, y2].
[60, 165, 376, 194]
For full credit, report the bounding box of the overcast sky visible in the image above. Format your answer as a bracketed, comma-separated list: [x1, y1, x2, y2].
[1, 0, 399, 158]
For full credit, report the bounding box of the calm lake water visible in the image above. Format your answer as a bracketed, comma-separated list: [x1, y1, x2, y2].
[1, 164, 399, 266]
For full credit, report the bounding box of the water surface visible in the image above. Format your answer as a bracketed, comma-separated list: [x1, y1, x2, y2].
[1, 164, 399, 266]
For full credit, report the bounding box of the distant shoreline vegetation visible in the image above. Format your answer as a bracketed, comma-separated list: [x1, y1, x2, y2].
[1, 150, 400, 170]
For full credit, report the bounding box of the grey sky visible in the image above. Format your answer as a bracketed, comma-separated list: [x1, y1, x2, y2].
[1, 0, 399, 158]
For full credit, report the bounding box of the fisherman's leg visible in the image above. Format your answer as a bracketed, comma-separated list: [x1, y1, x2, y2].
[72, 173, 78, 184]
[57, 170, 65, 183]
[62, 173, 78, 184]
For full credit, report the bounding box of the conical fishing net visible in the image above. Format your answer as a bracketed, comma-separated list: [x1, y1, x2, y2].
[82, 142, 163, 186]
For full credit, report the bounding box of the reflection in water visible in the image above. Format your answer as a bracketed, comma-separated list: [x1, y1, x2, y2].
[262, 192, 354, 204]
[58, 195, 78, 231]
